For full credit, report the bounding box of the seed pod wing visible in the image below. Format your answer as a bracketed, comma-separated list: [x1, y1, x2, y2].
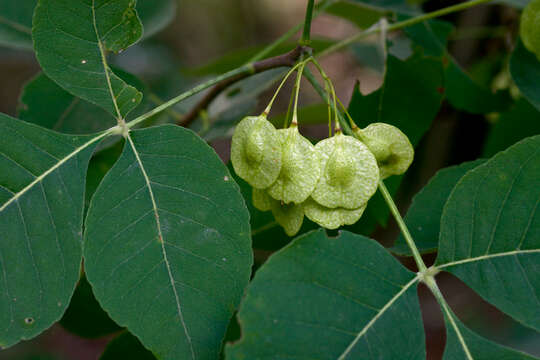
[267, 127, 321, 204]
[360, 123, 414, 179]
[271, 201, 304, 236]
[252, 188, 273, 212]
[311, 134, 379, 209]
[231, 116, 282, 188]
[304, 197, 366, 230]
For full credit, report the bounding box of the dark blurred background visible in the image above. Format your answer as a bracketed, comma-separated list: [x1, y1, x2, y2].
[1, 0, 539, 359]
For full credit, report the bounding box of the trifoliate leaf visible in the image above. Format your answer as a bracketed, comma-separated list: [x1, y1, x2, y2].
[356, 123, 414, 179]
[267, 126, 321, 204]
[311, 133, 379, 209]
[520, 0, 540, 60]
[231, 116, 282, 189]
[270, 201, 304, 237]
[252, 188, 273, 212]
[304, 197, 366, 230]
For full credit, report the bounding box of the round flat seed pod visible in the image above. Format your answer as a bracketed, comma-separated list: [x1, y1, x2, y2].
[304, 197, 366, 230]
[358, 123, 414, 179]
[267, 126, 320, 204]
[271, 201, 304, 237]
[521, 0, 540, 60]
[252, 188, 272, 212]
[231, 116, 282, 189]
[311, 133, 379, 209]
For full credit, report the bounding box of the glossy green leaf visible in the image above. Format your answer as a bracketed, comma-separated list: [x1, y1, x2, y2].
[84, 125, 252, 359]
[0, 0, 36, 49]
[0, 113, 103, 347]
[136, 0, 176, 39]
[442, 308, 538, 359]
[404, 19, 511, 114]
[226, 230, 425, 359]
[483, 98, 540, 157]
[100, 332, 156, 360]
[347, 52, 443, 233]
[59, 276, 121, 338]
[33, 0, 143, 118]
[436, 135, 540, 331]
[510, 40, 540, 112]
[391, 160, 485, 256]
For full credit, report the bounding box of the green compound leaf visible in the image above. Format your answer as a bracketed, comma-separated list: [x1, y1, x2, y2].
[304, 197, 366, 230]
[436, 135, 540, 332]
[442, 309, 538, 359]
[84, 125, 252, 360]
[510, 39, 540, 112]
[231, 116, 282, 189]
[0, 113, 103, 347]
[267, 127, 320, 204]
[0, 0, 36, 49]
[226, 230, 424, 359]
[391, 160, 485, 256]
[33, 0, 143, 119]
[100, 332, 157, 360]
[311, 134, 379, 210]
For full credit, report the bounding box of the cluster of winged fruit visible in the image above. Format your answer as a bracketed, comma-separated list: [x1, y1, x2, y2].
[231, 115, 414, 236]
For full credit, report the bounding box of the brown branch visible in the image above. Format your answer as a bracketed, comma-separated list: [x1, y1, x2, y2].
[178, 45, 309, 127]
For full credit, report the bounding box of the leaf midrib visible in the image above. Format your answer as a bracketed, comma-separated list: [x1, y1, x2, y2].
[0, 131, 109, 213]
[337, 275, 419, 359]
[90, 0, 122, 120]
[126, 133, 196, 360]
[437, 248, 540, 269]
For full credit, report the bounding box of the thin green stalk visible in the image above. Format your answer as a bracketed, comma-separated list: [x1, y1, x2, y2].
[424, 276, 473, 360]
[300, 0, 315, 46]
[284, 65, 301, 128]
[318, 0, 494, 58]
[302, 67, 351, 134]
[126, 65, 252, 129]
[263, 61, 307, 117]
[378, 180, 428, 272]
[291, 62, 307, 125]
